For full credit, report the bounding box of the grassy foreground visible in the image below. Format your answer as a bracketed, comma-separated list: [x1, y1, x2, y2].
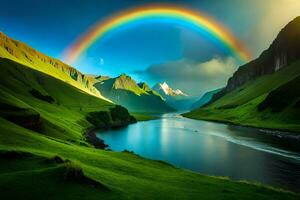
[0, 58, 298, 199]
[1, 118, 299, 200]
[184, 61, 300, 133]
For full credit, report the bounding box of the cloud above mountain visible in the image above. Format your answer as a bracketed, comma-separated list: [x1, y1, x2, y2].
[135, 57, 237, 96]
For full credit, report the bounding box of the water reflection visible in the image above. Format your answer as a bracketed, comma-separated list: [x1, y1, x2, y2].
[97, 113, 300, 192]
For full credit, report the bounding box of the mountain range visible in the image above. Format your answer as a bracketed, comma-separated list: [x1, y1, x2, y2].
[94, 74, 174, 113]
[0, 32, 177, 114]
[184, 16, 300, 132]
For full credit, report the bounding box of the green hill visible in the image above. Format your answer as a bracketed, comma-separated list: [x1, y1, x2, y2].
[94, 74, 174, 113]
[0, 32, 106, 100]
[0, 58, 119, 142]
[184, 17, 300, 132]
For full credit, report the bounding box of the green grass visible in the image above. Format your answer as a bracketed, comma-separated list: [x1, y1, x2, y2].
[0, 55, 298, 199]
[184, 61, 300, 132]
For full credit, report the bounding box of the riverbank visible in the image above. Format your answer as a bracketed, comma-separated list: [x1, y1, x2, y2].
[87, 111, 170, 150]
[182, 111, 300, 135]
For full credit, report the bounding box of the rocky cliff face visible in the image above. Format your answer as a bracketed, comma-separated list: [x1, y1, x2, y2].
[211, 16, 300, 102]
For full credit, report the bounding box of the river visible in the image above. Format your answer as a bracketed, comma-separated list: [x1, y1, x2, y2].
[96, 113, 300, 192]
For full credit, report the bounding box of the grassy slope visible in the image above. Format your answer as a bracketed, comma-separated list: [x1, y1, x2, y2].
[0, 59, 298, 199]
[0, 32, 105, 99]
[184, 61, 300, 132]
[0, 58, 113, 142]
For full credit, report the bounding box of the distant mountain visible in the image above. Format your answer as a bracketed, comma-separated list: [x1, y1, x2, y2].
[152, 82, 195, 110]
[153, 82, 188, 97]
[184, 17, 300, 132]
[94, 74, 174, 113]
[190, 88, 222, 110]
[0, 32, 106, 100]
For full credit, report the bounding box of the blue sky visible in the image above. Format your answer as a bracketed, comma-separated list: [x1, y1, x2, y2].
[1, 0, 299, 96]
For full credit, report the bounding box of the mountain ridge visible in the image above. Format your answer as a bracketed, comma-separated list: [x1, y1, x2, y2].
[0, 32, 106, 100]
[94, 74, 174, 113]
[190, 88, 222, 110]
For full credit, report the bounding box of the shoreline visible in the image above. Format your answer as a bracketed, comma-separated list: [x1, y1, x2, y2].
[182, 114, 300, 140]
[85, 126, 109, 149]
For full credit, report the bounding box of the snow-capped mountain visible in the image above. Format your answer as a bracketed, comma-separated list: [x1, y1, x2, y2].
[153, 82, 188, 97]
[152, 82, 196, 110]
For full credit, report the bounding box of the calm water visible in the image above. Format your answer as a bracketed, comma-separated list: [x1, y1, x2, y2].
[96, 113, 300, 192]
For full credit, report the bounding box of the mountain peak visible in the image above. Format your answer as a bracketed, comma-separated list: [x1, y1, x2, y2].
[153, 82, 188, 97]
[112, 74, 141, 93]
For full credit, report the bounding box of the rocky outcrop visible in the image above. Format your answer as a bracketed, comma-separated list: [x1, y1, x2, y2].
[85, 105, 136, 149]
[210, 16, 300, 103]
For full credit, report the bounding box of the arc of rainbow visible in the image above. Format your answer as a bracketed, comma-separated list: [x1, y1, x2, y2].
[63, 5, 251, 64]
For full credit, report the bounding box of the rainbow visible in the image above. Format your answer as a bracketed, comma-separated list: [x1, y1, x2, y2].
[63, 5, 251, 64]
